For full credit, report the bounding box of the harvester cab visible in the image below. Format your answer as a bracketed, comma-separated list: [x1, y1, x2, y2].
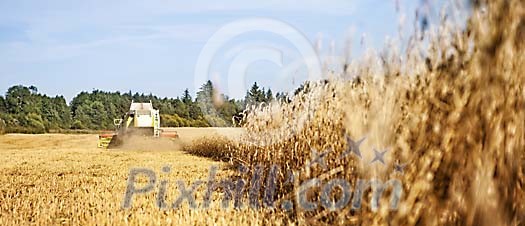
[97, 101, 178, 148]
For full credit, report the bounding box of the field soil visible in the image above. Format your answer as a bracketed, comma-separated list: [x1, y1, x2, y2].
[0, 128, 272, 225]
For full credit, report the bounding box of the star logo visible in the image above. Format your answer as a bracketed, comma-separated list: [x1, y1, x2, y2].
[394, 162, 407, 174]
[370, 148, 388, 165]
[338, 135, 366, 160]
[306, 148, 331, 170]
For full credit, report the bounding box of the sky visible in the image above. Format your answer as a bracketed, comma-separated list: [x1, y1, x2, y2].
[0, 0, 457, 102]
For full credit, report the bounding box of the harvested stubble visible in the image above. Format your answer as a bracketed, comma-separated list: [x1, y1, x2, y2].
[0, 134, 284, 225]
[193, 0, 524, 225]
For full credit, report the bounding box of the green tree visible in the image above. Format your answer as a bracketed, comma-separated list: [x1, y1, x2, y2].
[0, 118, 5, 134]
[173, 98, 190, 119]
[70, 90, 131, 130]
[245, 82, 266, 107]
[72, 101, 92, 129]
[196, 80, 214, 115]
[28, 85, 38, 94]
[182, 89, 192, 104]
[88, 101, 108, 129]
[0, 96, 6, 113]
[23, 113, 46, 133]
[40, 95, 72, 130]
[40, 96, 60, 130]
[0, 82, 266, 132]
[6, 85, 35, 114]
[266, 88, 274, 102]
[275, 92, 289, 102]
[0, 95, 5, 134]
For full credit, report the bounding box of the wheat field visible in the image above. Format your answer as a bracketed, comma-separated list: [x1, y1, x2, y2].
[188, 0, 525, 225]
[1, 0, 524, 225]
[0, 129, 285, 226]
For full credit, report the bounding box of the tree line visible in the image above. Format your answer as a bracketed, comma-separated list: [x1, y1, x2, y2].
[0, 81, 287, 134]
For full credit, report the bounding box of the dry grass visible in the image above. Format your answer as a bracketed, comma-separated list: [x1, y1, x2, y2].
[172, 127, 245, 145]
[213, 0, 525, 225]
[0, 132, 281, 226]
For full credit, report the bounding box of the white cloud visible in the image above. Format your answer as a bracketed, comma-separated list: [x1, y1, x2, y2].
[157, 0, 358, 14]
[0, 0, 358, 26]
[0, 0, 359, 71]
[0, 0, 359, 47]
[0, 23, 218, 63]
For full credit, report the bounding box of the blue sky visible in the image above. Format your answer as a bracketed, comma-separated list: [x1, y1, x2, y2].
[0, 0, 451, 101]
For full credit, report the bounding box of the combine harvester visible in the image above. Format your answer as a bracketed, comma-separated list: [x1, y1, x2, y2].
[98, 101, 179, 149]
